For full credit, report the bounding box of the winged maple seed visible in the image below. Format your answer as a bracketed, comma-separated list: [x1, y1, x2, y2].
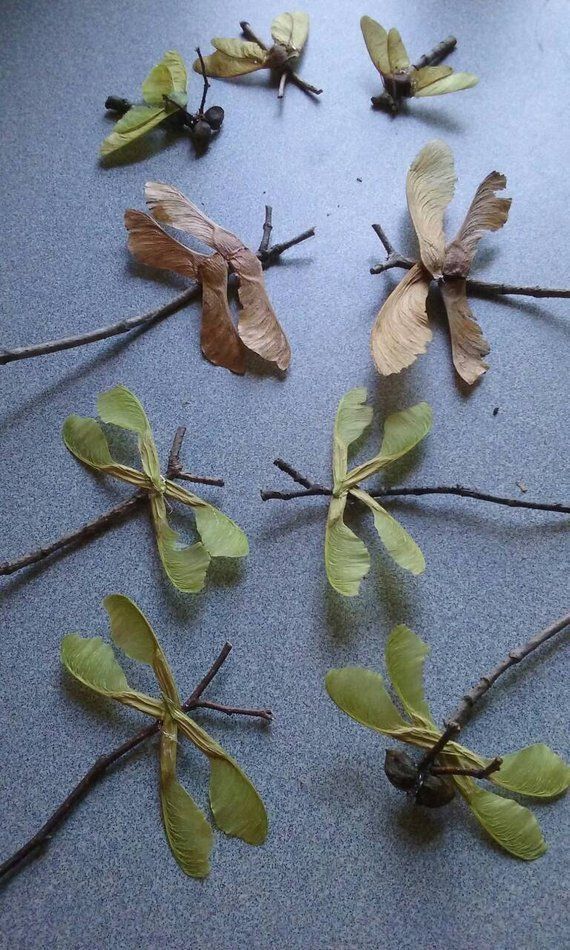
[61, 595, 268, 878]
[372, 140, 512, 385]
[327, 624, 569, 860]
[361, 16, 477, 114]
[195, 11, 322, 98]
[125, 182, 291, 373]
[101, 49, 224, 157]
[63, 385, 248, 592]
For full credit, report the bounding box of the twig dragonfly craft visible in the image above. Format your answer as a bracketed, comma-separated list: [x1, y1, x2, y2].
[371, 140, 512, 385]
[360, 16, 477, 115]
[197, 11, 322, 98]
[61, 596, 268, 877]
[126, 182, 293, 373]
[60, 386, 248, 592]
[102, 49, 225, 157]
[327, 620, 569, 860]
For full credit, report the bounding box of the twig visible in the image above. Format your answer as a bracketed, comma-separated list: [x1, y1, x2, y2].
[0, 641, 272, 883]
[418, 613, 570, 771]
[0, 211, 316, 366]
[166, 425, 224, 486]
[370, 224, 570, 297]
[195, 47, 210, 115]
[0, 428, 225, 579]
[431, 758, 503, 779]
[258, 206, 273, 255]
[240, 20, 322, 97]
[260, 460, 570, 513]
[412, 35, 457, 70]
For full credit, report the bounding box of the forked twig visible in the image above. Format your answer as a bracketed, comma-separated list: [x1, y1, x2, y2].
[0, 641, 272, 883]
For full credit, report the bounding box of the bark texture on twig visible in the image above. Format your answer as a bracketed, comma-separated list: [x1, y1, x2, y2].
[260, 459, 570, 513]
[0, 641, 272, 883]
[0, 213, 316, 366]
[370, 224, 570, 297]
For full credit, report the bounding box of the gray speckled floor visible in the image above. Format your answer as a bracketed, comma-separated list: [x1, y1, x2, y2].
[0, 1, 568, 947]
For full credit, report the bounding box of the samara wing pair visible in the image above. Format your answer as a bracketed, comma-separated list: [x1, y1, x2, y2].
[361, 16, 477, 110]
[125, 183, 291, 373]
[196, 12, 309, 83]
[372, 140, 511, 384]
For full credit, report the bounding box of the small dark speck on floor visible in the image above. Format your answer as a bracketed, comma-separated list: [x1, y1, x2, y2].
[493, 407, 499, 416]
[356, 177, 362, 182]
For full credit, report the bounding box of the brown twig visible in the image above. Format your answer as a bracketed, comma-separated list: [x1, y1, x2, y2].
[260, 459, 570, 513]
[413, 35, 457, 70]
[0, 428, 225, 579]
[0, 641, 272, 884]
[258, 206, 273, 255]
[0, 211, 316, 366]
[431, 758, 503, 779]
[195, 47, 210, 115]
[240, 20, 322, 98]
[417, 613, 570, 774]
[370, 224, 570, 297]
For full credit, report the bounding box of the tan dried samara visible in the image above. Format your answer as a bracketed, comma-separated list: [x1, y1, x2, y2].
[125, 184, 291, 373]
[371, 140, 511, 385]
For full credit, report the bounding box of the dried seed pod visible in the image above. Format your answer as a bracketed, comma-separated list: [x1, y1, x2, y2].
[415, 773, 456, 808]
[204, 105, 225, 130]
[105, 96, 132, 114]
[192, 119, 213, 145]
[384, 749, 417, 791]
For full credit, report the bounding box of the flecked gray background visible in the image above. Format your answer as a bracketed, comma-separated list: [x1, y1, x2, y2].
[0, 1, 568, 947]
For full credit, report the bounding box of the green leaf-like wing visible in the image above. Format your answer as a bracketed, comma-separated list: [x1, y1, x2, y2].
[360, 16, 390, 76]
[343, 403, 432, 487]
[209, 757, 268, 845]
[164, 481, 249, 558]
[160, 712, 213, 878]
[97, 385, 162, 491]
[325, 494, 370, 596]
[385, 625, 433, 724]
[142, 50, 187, 106]
[413, 65, 453, 91]
[332, 387, 373, 488]
[326, 667, 409, 734]
[490, 744, 569, 799]
[60, 634, 162, 718]
[103, 594, 178, 703]
[456, 778, 547, 860]
[62, 415, 149, 487]
[271, 12, 310, 53]
[415, 71, 478, 98]
[351, 489, 425, 576]
[194, 41, 267, 78]
[150, 495, 211, 593]
[100, 105, 169, 157]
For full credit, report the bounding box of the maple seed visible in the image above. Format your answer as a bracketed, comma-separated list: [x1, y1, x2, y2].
[204, 105, 225, 130]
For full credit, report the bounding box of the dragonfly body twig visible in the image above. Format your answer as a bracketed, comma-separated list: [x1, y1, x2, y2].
[0, 641, 272, 884]
[0, 209, 315, 366]
[240, 20, 322, 97]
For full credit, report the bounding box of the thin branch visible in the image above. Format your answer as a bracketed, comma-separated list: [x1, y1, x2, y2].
[431, 758, 503, 779]
[370, 224, 570, 297]
[277, 70, 288, 99]
[258, 206, 273, 255]
[0, 492, 145, 576]
[0, 641, 271, 883]
[416, 613, 570, 773]
[0, 427, 226, 579]
[240, 20, 322, 97]
[260, 461, 570, 513]
[412, 35, 457, 70]
[166, 425, 224, 486]
[195, 47, 210, 115]
[0, 213, 316, 366]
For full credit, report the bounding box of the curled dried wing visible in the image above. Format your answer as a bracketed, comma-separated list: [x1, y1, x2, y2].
[145, 182, 243, 259]
[271, 12, 310, 53]
[445, 172, 511, 277]
[199, 254, 246, 374]
[125, 210, 205, 280]
[234, 249, 291, 370]
[360, 16, 390, 76]
[387, 28, 410, 71]
[440, 278, 489, 384]
[371, 264, 432, 376]
[406, 140, 456, 278]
